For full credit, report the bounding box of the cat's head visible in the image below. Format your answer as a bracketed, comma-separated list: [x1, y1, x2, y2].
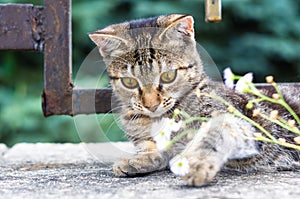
[89, 14, 203, 118]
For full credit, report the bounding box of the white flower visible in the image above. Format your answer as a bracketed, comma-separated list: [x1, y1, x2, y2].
[152, 128, 172, 151]
[223, 67, 235, 89]
[155, 138, 170, 151]
[235, 73, 253, 93]
[151, 125, 172, 142]
[150, 118, 182, 139]
[167, 119, 182, 132]
[169, 156, 190, 176]
[150, 118, 182, 151]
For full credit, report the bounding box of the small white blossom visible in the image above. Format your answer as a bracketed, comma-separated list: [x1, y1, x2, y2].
[151, 119, 171, 140]
[152, 126, 172, 142]
[155, 138, 170, 151]
[235, 73, 253, 93]
[169, 156, 190, 176]
[167, 119, 182, 132]
[223, 67, 235, 89]
[150, 118, 182, 139]
[152, 130, 171, 151]
[150, 118, 182, 151]
[152, 128, 172, 151]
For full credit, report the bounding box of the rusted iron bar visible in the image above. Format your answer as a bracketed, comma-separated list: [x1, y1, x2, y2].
[0, 4, 44, 51]
[72, 89, 113, 115]
[42, 0, 73, 116]
[56, 83, 300, 116]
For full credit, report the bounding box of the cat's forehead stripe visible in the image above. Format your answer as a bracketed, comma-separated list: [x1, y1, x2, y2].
[129, 64, 135, 76]
[129, 16, 160, 29]
[177, 63, 196, 70]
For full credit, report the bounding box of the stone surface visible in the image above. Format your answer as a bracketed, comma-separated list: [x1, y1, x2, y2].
[0, 144, 8, 157]
[2, 142, 135, 164]
[0, 143, 7, 156]
[0, 143, 299, 199]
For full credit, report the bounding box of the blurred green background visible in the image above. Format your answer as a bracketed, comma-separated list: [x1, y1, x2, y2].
[0, 0, 299, 146]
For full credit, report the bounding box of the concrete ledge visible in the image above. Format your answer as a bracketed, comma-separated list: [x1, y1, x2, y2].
[0, 144, 8, 157]
[0, 143, 299, 199]
[1, 142, 135, 165]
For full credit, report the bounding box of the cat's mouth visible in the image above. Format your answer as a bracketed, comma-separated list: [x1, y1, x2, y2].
[137, 105, 167, 118]
[147, 105, 178, 118]
[132, 101, 177, 119]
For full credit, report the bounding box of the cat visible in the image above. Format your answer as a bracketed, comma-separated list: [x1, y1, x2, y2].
[89, 14, 300, 186]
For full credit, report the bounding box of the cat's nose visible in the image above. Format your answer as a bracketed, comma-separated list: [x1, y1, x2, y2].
[142, 87, 161, 112]
[145, 103, 160, 112]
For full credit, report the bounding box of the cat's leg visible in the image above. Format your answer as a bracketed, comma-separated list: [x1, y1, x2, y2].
[113, 140, 171, 177]
[180, 114, 259, 186]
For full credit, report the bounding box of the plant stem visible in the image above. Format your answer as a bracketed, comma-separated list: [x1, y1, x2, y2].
[280, 101, 300, 126]
[272, 82, 300, 125]
[259, 113, 300, 136]
[248, 82, 300, 125]
[247, 134, 300, 152]
[272, 82, 284, 98]
[256, 136, 300, 152]
[233, 110, 277, 142]
[166, 129, 197, 150]
[204, 92, 277, 142]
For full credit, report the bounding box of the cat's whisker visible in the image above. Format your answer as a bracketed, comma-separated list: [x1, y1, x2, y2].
[109, 105, 125, 114]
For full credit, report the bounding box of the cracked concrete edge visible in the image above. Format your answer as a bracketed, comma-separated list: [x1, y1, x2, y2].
[0, 143, 8, 157]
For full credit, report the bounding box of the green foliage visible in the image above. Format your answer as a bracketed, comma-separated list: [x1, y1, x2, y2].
[219, 0, 300, 81]
[0, 0, 299, 146]
[0, 86, 81, 146]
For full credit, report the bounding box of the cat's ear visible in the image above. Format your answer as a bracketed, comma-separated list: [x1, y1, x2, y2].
[158, 14, 194, 39]
[89, 26, 128, 58]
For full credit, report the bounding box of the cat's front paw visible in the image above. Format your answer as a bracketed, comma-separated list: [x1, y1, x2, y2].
[182, 158, 220, 186]
[113, 152, 167, 177]
[113, 158, 134, 177]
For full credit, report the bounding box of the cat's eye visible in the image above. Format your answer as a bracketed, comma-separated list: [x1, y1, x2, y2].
[160, 71, 177, 84]
[121, 77, 139, 89]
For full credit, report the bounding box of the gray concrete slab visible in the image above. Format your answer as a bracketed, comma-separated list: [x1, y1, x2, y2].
[0, 143, 299, 199]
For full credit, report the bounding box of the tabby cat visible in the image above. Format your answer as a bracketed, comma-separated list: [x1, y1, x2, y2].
[89, 14, 300, 186]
